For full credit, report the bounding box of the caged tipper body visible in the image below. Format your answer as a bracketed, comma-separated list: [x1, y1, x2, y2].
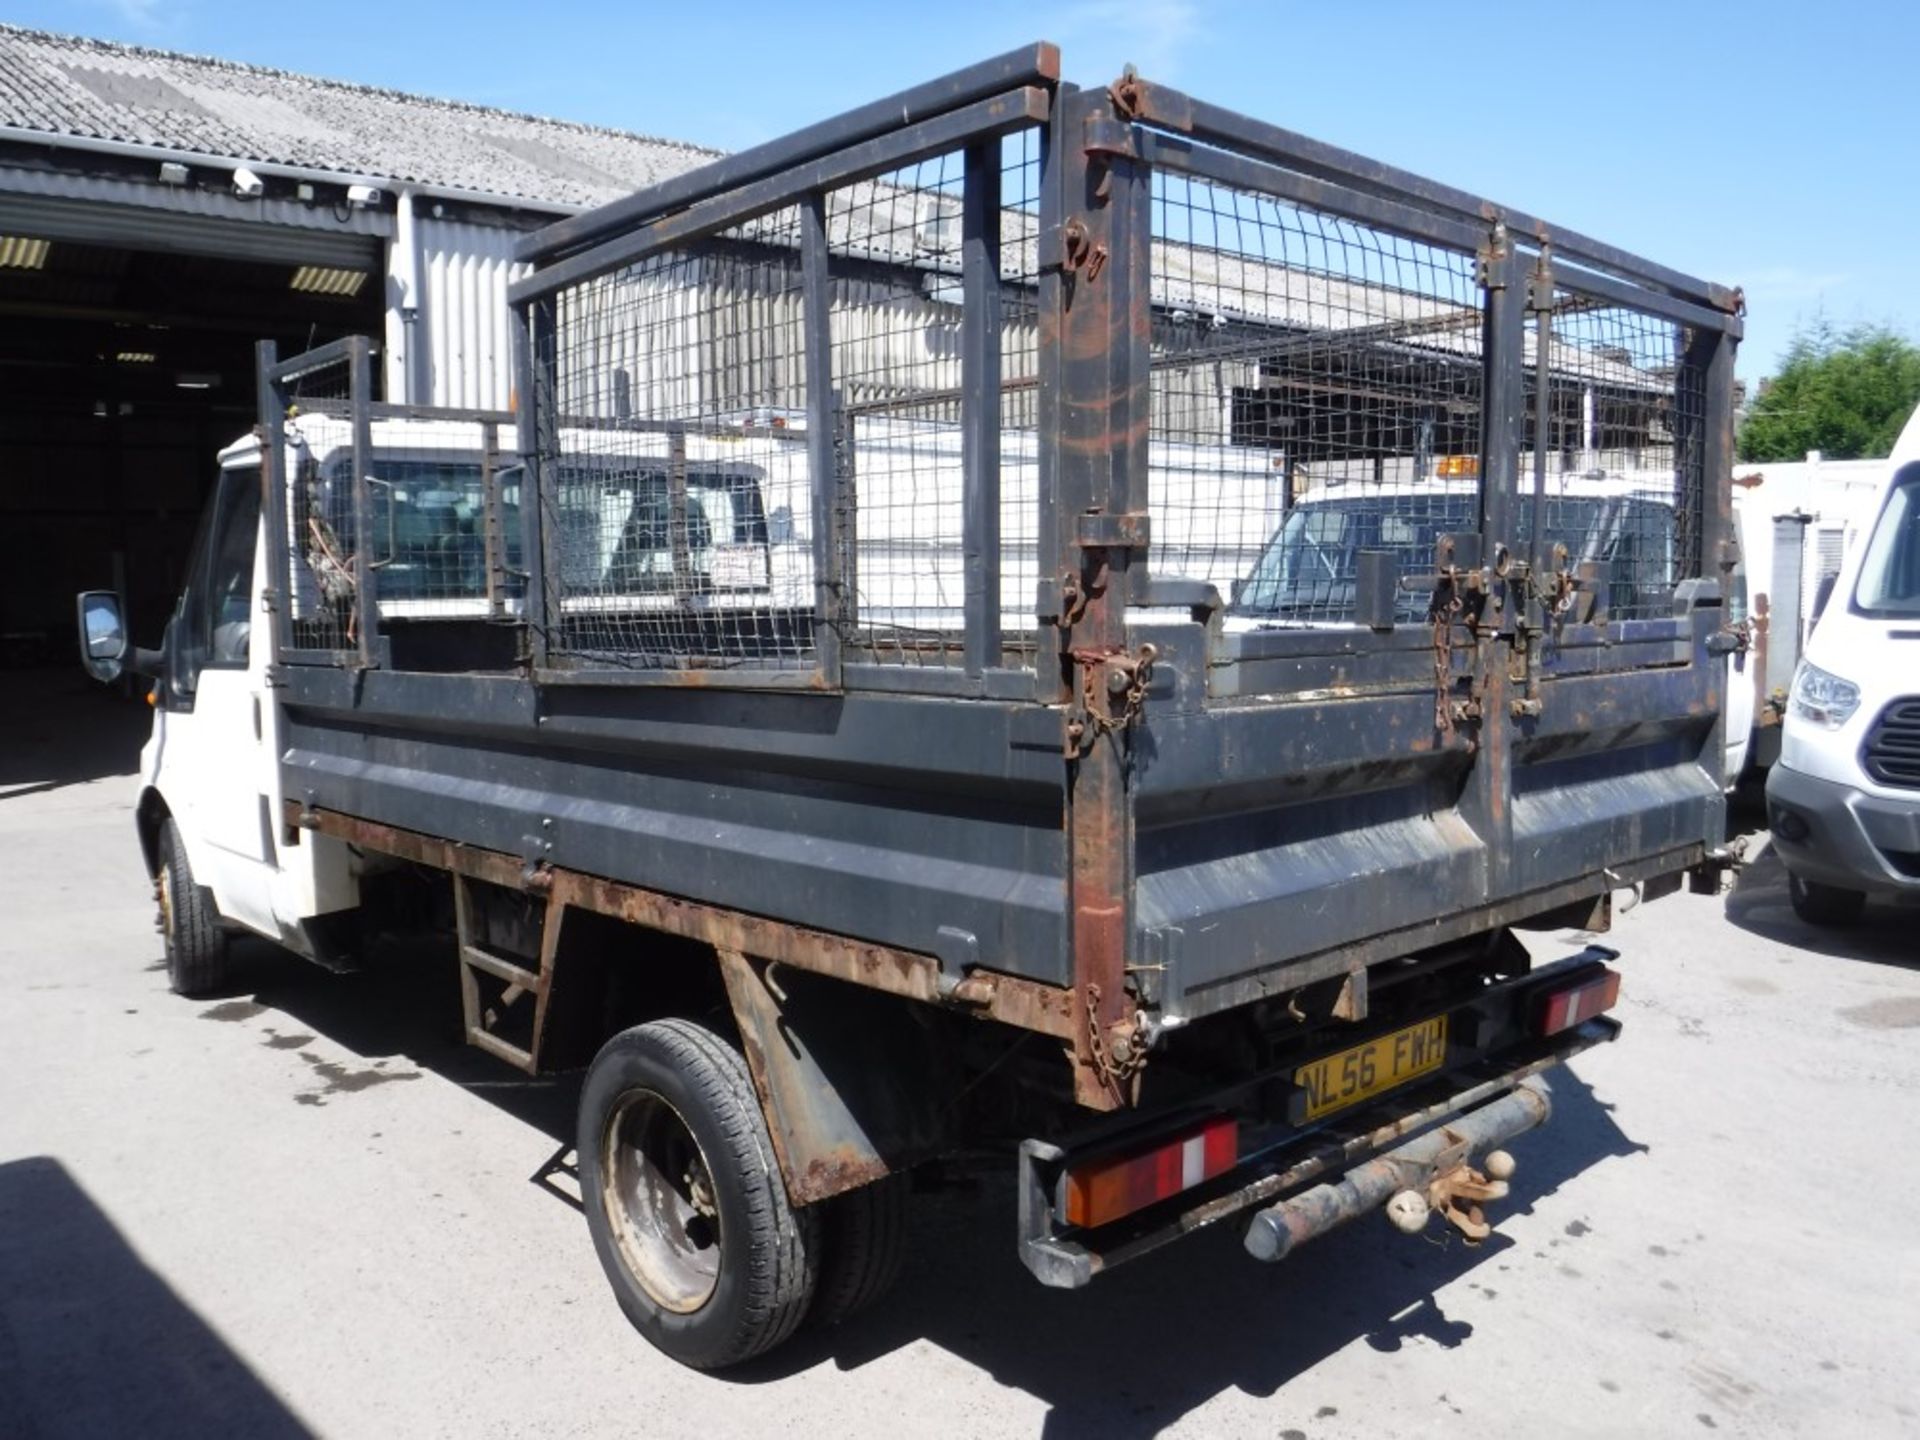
[75, 44, 1741, 1367]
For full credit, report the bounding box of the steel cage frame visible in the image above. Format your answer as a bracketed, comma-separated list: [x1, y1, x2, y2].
[257, 336, 527, 672]
[506, 78, 1057, 693]
[253, 50, 1739, 701]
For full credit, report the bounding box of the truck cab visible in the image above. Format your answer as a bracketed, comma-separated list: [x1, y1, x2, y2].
[78, 439, 360, 992]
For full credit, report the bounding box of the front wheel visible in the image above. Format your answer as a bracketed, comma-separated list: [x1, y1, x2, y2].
[158, 818, 231, 996]
[1787, 871, 1867, 927]
[577, 1020, 818, 1369]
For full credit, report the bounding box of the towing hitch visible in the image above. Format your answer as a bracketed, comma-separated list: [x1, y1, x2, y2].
[1244, 1079, 1550, 1261]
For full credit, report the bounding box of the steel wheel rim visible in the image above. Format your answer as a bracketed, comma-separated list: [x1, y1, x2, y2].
[600, 1088, 722, 1314]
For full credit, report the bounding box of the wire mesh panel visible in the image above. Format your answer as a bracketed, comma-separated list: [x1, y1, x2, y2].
[1147, 169, 1486, 626]
[820, 140, 1043, 672]
[1523, 292, 1704, 621]
[358, 415, 522, 621]
[274, 352, 359, 656]
[997, 129, 1044, 666]
[539, 212, 817, 671]
[826, 153, 968, 666]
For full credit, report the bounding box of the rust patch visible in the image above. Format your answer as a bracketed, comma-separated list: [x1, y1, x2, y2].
[293, 803, 1076, 1045]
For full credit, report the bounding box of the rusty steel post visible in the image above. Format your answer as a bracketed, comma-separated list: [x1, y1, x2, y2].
[1048, 85, 1153, 1111]
[1460, 233, 1527, 891]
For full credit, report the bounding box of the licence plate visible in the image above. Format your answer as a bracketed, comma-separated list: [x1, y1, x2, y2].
[1294, 1015, 1449, 1121]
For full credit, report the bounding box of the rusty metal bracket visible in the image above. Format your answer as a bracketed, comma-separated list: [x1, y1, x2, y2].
[1065, 643, 1158, 758]
[1083, 111, 1136, 161]
[1526, 244, 1556, 313]
[1060, 217, 1109, 282]
[1075, 510, 1150, 549]
[1476, 222, 1513, 289]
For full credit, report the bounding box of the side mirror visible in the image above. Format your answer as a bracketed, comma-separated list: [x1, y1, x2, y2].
[76, 590, 128, 683]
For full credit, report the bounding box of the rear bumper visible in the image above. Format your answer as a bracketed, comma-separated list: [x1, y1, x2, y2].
[1017, 971, 1621, 1287]
[1766, 763, 1920, 897]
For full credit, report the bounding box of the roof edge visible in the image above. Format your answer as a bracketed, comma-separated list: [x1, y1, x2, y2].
[0, 22, 725, 165]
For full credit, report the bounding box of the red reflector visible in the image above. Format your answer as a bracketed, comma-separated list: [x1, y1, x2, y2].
[1063, 1116, 1238, 1230]
[1538, 968, 1621, 1036]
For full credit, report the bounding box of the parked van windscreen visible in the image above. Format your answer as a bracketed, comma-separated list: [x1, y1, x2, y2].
[1232, 493, 1676, 625]
[1853, 465, 1920, 617]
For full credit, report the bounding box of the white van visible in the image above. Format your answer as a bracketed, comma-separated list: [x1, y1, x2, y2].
[1764, 408, 1920, 922]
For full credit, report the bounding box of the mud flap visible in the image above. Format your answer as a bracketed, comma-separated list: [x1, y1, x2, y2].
[716, 948, 949, 1206]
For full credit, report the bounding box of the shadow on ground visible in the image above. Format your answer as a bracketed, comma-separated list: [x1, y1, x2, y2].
[1725, 838, 1916, 971]
[771, 1063, 1639, 1437]
[217, 936, 1640, 1437]
[0, 1156, 312, 1439]
[0, 669, 148, 797]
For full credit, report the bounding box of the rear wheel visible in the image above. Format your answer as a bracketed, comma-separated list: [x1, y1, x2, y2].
[1788, 871, 1867, 926]
[578, 1019, 818, 1369]
[810, 1171, 911, 1329]
[158, 818, 231, 997]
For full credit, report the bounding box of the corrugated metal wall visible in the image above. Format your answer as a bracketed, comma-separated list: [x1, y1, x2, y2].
[412, 215, 532, 411]
[402, 215, 1246, 441]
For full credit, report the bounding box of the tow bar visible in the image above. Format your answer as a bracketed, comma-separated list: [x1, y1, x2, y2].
[1244, 1078, 1550, 1261]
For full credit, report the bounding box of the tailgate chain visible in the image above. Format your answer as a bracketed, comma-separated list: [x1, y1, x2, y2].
[1084, 982, 1146, 1098]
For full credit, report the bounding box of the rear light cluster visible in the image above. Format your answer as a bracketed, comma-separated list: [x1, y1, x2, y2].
[1063, 1115, 1238, 1230]
[1537, 968, 1621, 1037]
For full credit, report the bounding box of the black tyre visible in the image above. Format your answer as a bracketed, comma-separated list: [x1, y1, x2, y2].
[578, 1019, 818, 1369]
[1788, 871, 1867, 926]
[158, 818, 231, 997]
[810, 1171, 911, 1329]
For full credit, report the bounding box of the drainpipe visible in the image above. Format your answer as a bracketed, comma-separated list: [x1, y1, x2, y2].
[385, 188, 428, 404]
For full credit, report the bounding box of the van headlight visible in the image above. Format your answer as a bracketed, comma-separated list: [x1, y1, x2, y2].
[1789, 661, 1861, 730]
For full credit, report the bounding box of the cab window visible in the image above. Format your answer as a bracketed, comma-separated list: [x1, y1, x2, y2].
[174, 464, 262, 691]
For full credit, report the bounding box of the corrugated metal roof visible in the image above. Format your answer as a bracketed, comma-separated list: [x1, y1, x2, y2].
[0, 24, 720, 209]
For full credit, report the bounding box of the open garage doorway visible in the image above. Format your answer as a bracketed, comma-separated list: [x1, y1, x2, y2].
[0, 234, 383, 666]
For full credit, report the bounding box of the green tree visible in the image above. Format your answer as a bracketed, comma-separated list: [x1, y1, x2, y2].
[1737, 319, 1920, 462]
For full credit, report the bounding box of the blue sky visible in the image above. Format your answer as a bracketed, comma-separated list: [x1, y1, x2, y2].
[17, 0, 1917, 377]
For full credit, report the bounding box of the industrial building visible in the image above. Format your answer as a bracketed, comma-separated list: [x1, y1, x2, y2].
[0, 24, 714, 655]
[0, 25, 1686, 665]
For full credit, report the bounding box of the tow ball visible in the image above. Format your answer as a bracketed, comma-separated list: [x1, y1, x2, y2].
[1384, 1149, 1516, 1243]
[1245, 1081, 1548, 1262]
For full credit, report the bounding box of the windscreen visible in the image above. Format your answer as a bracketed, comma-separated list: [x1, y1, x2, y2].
[552, 466, 770, 596]
[1853, 466, 1920, 617]
[331, 456, 523, 604]
[1233, 494, 1674, 624]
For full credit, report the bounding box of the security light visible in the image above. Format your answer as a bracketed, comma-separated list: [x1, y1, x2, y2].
[0, 235, 50, 269]
[290, 265, 369, 297]
[158, 161, 189, 185]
